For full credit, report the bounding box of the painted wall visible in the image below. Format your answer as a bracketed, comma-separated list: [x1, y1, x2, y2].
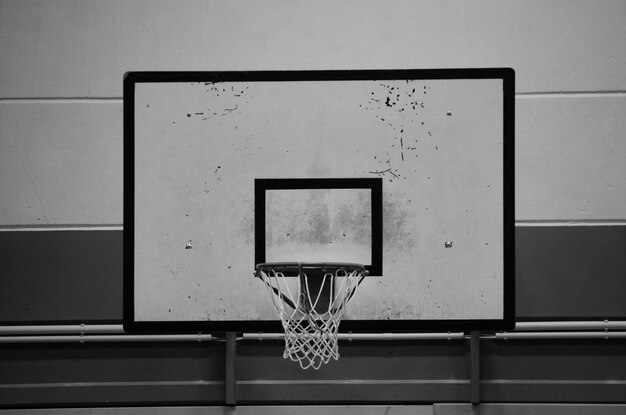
[1, 0, 626, 225]
[0, 0, 625, 409]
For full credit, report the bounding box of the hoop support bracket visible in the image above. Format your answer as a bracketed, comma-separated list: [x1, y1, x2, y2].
[225, 332, 237, 406]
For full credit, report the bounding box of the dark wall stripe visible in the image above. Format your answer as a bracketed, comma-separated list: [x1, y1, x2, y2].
[2, 226, 626, 323]
[0, 230, 122, 323]
[1, 340, 624, 407]
[515, 226, 626, 319]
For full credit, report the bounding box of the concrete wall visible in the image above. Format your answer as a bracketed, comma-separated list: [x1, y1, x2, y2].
[1, 0, 625, 410]
[1, 0, 625, 225]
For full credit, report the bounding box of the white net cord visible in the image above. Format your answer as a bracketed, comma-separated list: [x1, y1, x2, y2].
[256, 264, 365, 370]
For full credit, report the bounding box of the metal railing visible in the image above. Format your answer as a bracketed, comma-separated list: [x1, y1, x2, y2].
[1, 321, 625, 343]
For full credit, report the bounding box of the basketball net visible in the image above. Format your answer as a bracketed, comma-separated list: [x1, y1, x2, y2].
[256, 263, 367, 370]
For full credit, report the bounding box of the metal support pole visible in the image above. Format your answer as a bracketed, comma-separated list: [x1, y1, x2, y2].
[470, 331, 480, 406]
[225, 332, 237, 406]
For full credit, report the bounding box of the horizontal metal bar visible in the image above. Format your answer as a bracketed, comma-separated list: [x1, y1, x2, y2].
[515, 321, 626, 331]
[0, 324, 124, 335]
[243, 332, 466, 341]
[246, 331, 626, 342]
[3, 332, 625, 344]
[492, 331, 626, 340]
[341, 332, 466, 341]
[0, 334, 213, 343]
[1, 322, 625, 343]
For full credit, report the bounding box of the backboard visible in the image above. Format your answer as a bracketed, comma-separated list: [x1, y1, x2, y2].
[124, 69, 514, 333]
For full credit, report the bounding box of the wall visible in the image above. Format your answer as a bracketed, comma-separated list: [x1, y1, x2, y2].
[1, 0, 625, 410]
[2, 0, 626, 225]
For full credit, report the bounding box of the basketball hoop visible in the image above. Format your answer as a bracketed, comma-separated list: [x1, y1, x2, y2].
[255, 262, 367, 369]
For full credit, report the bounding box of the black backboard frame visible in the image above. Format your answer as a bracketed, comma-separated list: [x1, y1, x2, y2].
[124, 68, 515, 333]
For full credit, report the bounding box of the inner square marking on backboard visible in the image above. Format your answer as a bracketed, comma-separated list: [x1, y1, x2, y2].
[255, 177, 383, 275]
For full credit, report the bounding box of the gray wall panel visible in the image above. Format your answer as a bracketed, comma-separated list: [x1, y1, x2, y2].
[3, 226, 626, 323]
